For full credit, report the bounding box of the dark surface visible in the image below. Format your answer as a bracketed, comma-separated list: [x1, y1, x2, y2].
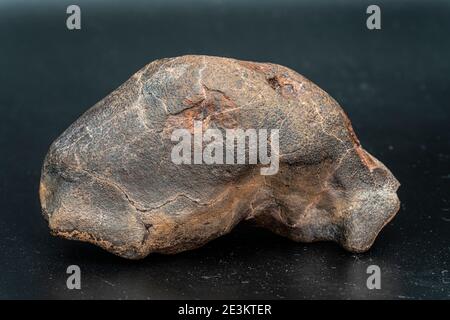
[0, 0, 449, 299]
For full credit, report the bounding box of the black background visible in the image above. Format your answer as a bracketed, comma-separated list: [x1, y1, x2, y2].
[0, 0, 449, 299]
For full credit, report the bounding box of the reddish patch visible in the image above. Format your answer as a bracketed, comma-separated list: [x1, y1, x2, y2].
[356, 146, 378, 172]
[164, 86, 240, 134]
[267, 75, 297, 98]
[236, 61, 273, 74]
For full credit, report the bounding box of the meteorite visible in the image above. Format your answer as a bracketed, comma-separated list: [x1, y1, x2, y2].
[39, 55, 400, 259]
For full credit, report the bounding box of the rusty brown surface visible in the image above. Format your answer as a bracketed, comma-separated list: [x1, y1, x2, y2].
[39, 55, 400, 259]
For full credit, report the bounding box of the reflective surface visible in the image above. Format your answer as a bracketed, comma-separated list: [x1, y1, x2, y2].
[0, 0, 449, 299]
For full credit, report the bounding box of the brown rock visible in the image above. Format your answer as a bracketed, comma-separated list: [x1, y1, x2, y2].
[39, 55, 400, 259]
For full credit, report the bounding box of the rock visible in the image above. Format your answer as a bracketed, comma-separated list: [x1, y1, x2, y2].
[39, 55, 400, 259]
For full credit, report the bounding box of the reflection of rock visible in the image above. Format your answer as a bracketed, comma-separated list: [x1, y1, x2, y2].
[39, 55, 400, 259]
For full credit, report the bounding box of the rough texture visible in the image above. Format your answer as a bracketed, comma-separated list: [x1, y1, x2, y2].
[39, 55, 400, 259]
